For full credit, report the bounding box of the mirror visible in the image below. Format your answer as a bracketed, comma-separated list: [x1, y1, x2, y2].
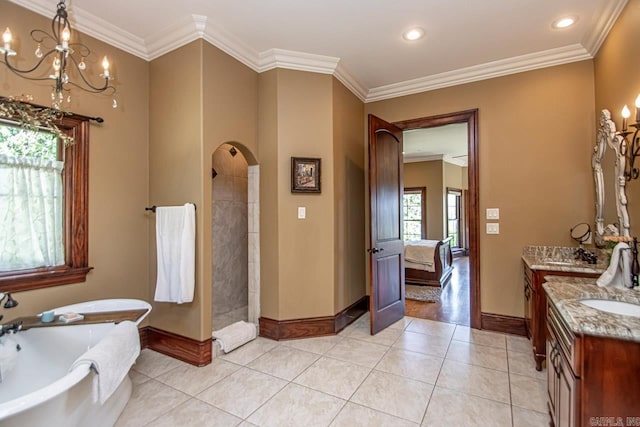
[593, 109, 631, 247]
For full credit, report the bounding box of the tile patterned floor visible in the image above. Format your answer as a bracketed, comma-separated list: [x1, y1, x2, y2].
[116, 314, 550, 426]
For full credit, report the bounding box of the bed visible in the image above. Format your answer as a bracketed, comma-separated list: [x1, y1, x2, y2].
[404, 237, 454, 288]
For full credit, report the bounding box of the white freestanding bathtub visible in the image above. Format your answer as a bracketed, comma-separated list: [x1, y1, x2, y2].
[0, 299, 151, 427]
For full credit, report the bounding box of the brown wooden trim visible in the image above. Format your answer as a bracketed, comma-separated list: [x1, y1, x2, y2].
[0, 111, 92, 292]
[139, 326, 149, 349]
[141, 326, 212, 366]
[260, 295, 369, 341]
[481, 312, 527, 336]
[395, 109, 481, 329]
[403, 186, 427, 239]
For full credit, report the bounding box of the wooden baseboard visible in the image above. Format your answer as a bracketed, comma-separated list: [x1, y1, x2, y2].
[259, 295, 369, 341]
[139, 326, 212, 366]
[481, 312, 527, 336]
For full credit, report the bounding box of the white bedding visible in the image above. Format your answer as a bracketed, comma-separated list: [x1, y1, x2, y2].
[405, 260, 435, 272]
[404, 240, 439, 272]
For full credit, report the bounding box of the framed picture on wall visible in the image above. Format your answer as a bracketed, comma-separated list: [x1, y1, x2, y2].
[291, 157, 321, 193]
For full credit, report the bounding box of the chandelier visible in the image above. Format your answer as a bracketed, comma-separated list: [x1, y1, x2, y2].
[0, 0, 117, 109]
[618, 95, 640, 180]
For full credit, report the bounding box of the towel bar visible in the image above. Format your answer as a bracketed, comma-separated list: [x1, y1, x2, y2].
[145, 204, 196, 213]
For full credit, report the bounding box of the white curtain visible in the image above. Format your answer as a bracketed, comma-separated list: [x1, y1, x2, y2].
[0, 154, 64, 271]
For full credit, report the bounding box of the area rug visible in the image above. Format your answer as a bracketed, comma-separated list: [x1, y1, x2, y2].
[405, 284, 442, 303]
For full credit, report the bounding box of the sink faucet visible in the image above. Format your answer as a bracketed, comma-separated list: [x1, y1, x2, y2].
[574, 247, 598, 264]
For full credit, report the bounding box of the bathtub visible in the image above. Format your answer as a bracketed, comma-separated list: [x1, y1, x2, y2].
[0, 299, 151, 427]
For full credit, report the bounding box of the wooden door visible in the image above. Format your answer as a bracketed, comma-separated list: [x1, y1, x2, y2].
[368, 114, 405, 334]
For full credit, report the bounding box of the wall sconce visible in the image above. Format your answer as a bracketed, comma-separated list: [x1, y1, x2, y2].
[618, 94, 640, 180]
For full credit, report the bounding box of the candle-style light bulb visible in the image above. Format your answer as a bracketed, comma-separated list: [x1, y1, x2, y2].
[101, 56, 110, 78]
[2, 27, 12, 51]
[61, 26, 70, 49]
[622, 105, 630, 132]
[635, 94, 640, 123]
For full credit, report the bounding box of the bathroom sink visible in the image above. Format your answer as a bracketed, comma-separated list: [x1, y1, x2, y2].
[579, 299, 640, 317]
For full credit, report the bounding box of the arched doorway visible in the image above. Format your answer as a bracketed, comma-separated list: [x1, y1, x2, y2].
[211, 142, 260, 331]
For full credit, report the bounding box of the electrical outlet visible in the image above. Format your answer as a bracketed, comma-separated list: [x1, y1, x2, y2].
[486, 208, 500, 220]
[486, 223, 499, 234]
[297, 207, 306, 219]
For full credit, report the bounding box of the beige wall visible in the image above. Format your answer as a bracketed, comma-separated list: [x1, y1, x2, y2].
[404, 161, 444, 240]
[148, 41, 204, 338]
[257, 70, 280, 319]
[0, 3, 150, 318]
[594, 0, 640, 234]
[332, 77, 366, 313]
[444, 162, 465, 191]
[368, 61, 596, 317]
[149, 40, 259, 341]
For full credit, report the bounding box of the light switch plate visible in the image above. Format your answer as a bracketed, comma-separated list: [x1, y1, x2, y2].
[297, 207, 306, 219]
[486, 223, 499, 234]
[486, 208, 500, 220]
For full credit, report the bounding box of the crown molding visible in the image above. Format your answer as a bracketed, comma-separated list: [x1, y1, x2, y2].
[582, 0, 628, 56]
[9, 0, 149, 59]
[145, 15, 208, 61]
[257, 49, 339, 74]
[334, 63, 368, 102]
[365, 44, 592, 102]
[8, 0, 622, 104]
[404, 154, 467, 167]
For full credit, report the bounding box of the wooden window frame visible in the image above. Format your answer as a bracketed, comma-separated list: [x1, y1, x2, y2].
[403, 187, 427, 240]
[0, 113, 92, 292]
[446, 187, 462, 248]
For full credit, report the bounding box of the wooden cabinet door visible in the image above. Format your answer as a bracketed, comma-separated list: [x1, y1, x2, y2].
[557, 353, 578, 427]
[547, 338, 557, 423]
[524, 270, 533, 338]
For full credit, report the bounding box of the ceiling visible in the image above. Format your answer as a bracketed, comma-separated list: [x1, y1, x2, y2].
[403, 124, 468, 166]
[10, 0, 627, 102]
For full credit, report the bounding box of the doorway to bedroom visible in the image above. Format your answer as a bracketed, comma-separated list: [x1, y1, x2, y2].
[395, 110, 478, 327]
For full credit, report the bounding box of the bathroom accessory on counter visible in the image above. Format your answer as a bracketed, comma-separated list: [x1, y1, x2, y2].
[603, 235, 639, 288]
[212, 321, 257, 353]
[596, 242, 631, 288]
[40, 311, 55, 323]
[153, 203, 196, 304]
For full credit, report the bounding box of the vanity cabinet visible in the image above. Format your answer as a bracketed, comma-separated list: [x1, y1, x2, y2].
[523, 265, 598, 371]
[546, 300, 640, 427]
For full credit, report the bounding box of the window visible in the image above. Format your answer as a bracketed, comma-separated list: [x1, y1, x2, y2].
[447, 188, 462, 248]
[403, 187, 426, 241]
[0, 110, 91, 292]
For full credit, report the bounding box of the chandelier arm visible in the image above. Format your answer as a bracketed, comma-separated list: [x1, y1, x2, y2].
[30, 29, 56, 47]
[2, 49, 59, 75]
[65, 80, 116, 95]
[66, 54, 112, 93]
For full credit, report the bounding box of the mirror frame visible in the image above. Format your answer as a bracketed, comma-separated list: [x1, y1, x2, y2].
[593, 109, 631, 247]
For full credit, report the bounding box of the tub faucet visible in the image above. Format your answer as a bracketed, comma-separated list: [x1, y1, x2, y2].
[0, 293, 18, 322]
[0, 321, 22, 337]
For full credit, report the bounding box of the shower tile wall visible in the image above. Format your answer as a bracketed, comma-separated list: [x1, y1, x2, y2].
[212, 144, 248, 330]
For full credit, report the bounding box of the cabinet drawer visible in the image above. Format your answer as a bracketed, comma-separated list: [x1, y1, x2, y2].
[547, 301, 580, 376]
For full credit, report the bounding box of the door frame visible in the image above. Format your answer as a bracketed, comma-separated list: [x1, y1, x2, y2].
[394, 109, 480, 329]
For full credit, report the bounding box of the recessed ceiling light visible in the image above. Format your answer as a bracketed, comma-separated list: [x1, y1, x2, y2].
[403, 27, 424, 41]
[552, 16, 577, 29]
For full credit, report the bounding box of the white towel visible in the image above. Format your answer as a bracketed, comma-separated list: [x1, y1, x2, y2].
[596, 242, 630, 288]
[154, 204, 196, 304]
[70, 321, 140, 404]
[212, 321, 257, 353]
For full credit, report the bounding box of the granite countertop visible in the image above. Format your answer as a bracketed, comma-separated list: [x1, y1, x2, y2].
[543, 279, 640, 342]
[522, 245, 607, 274]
